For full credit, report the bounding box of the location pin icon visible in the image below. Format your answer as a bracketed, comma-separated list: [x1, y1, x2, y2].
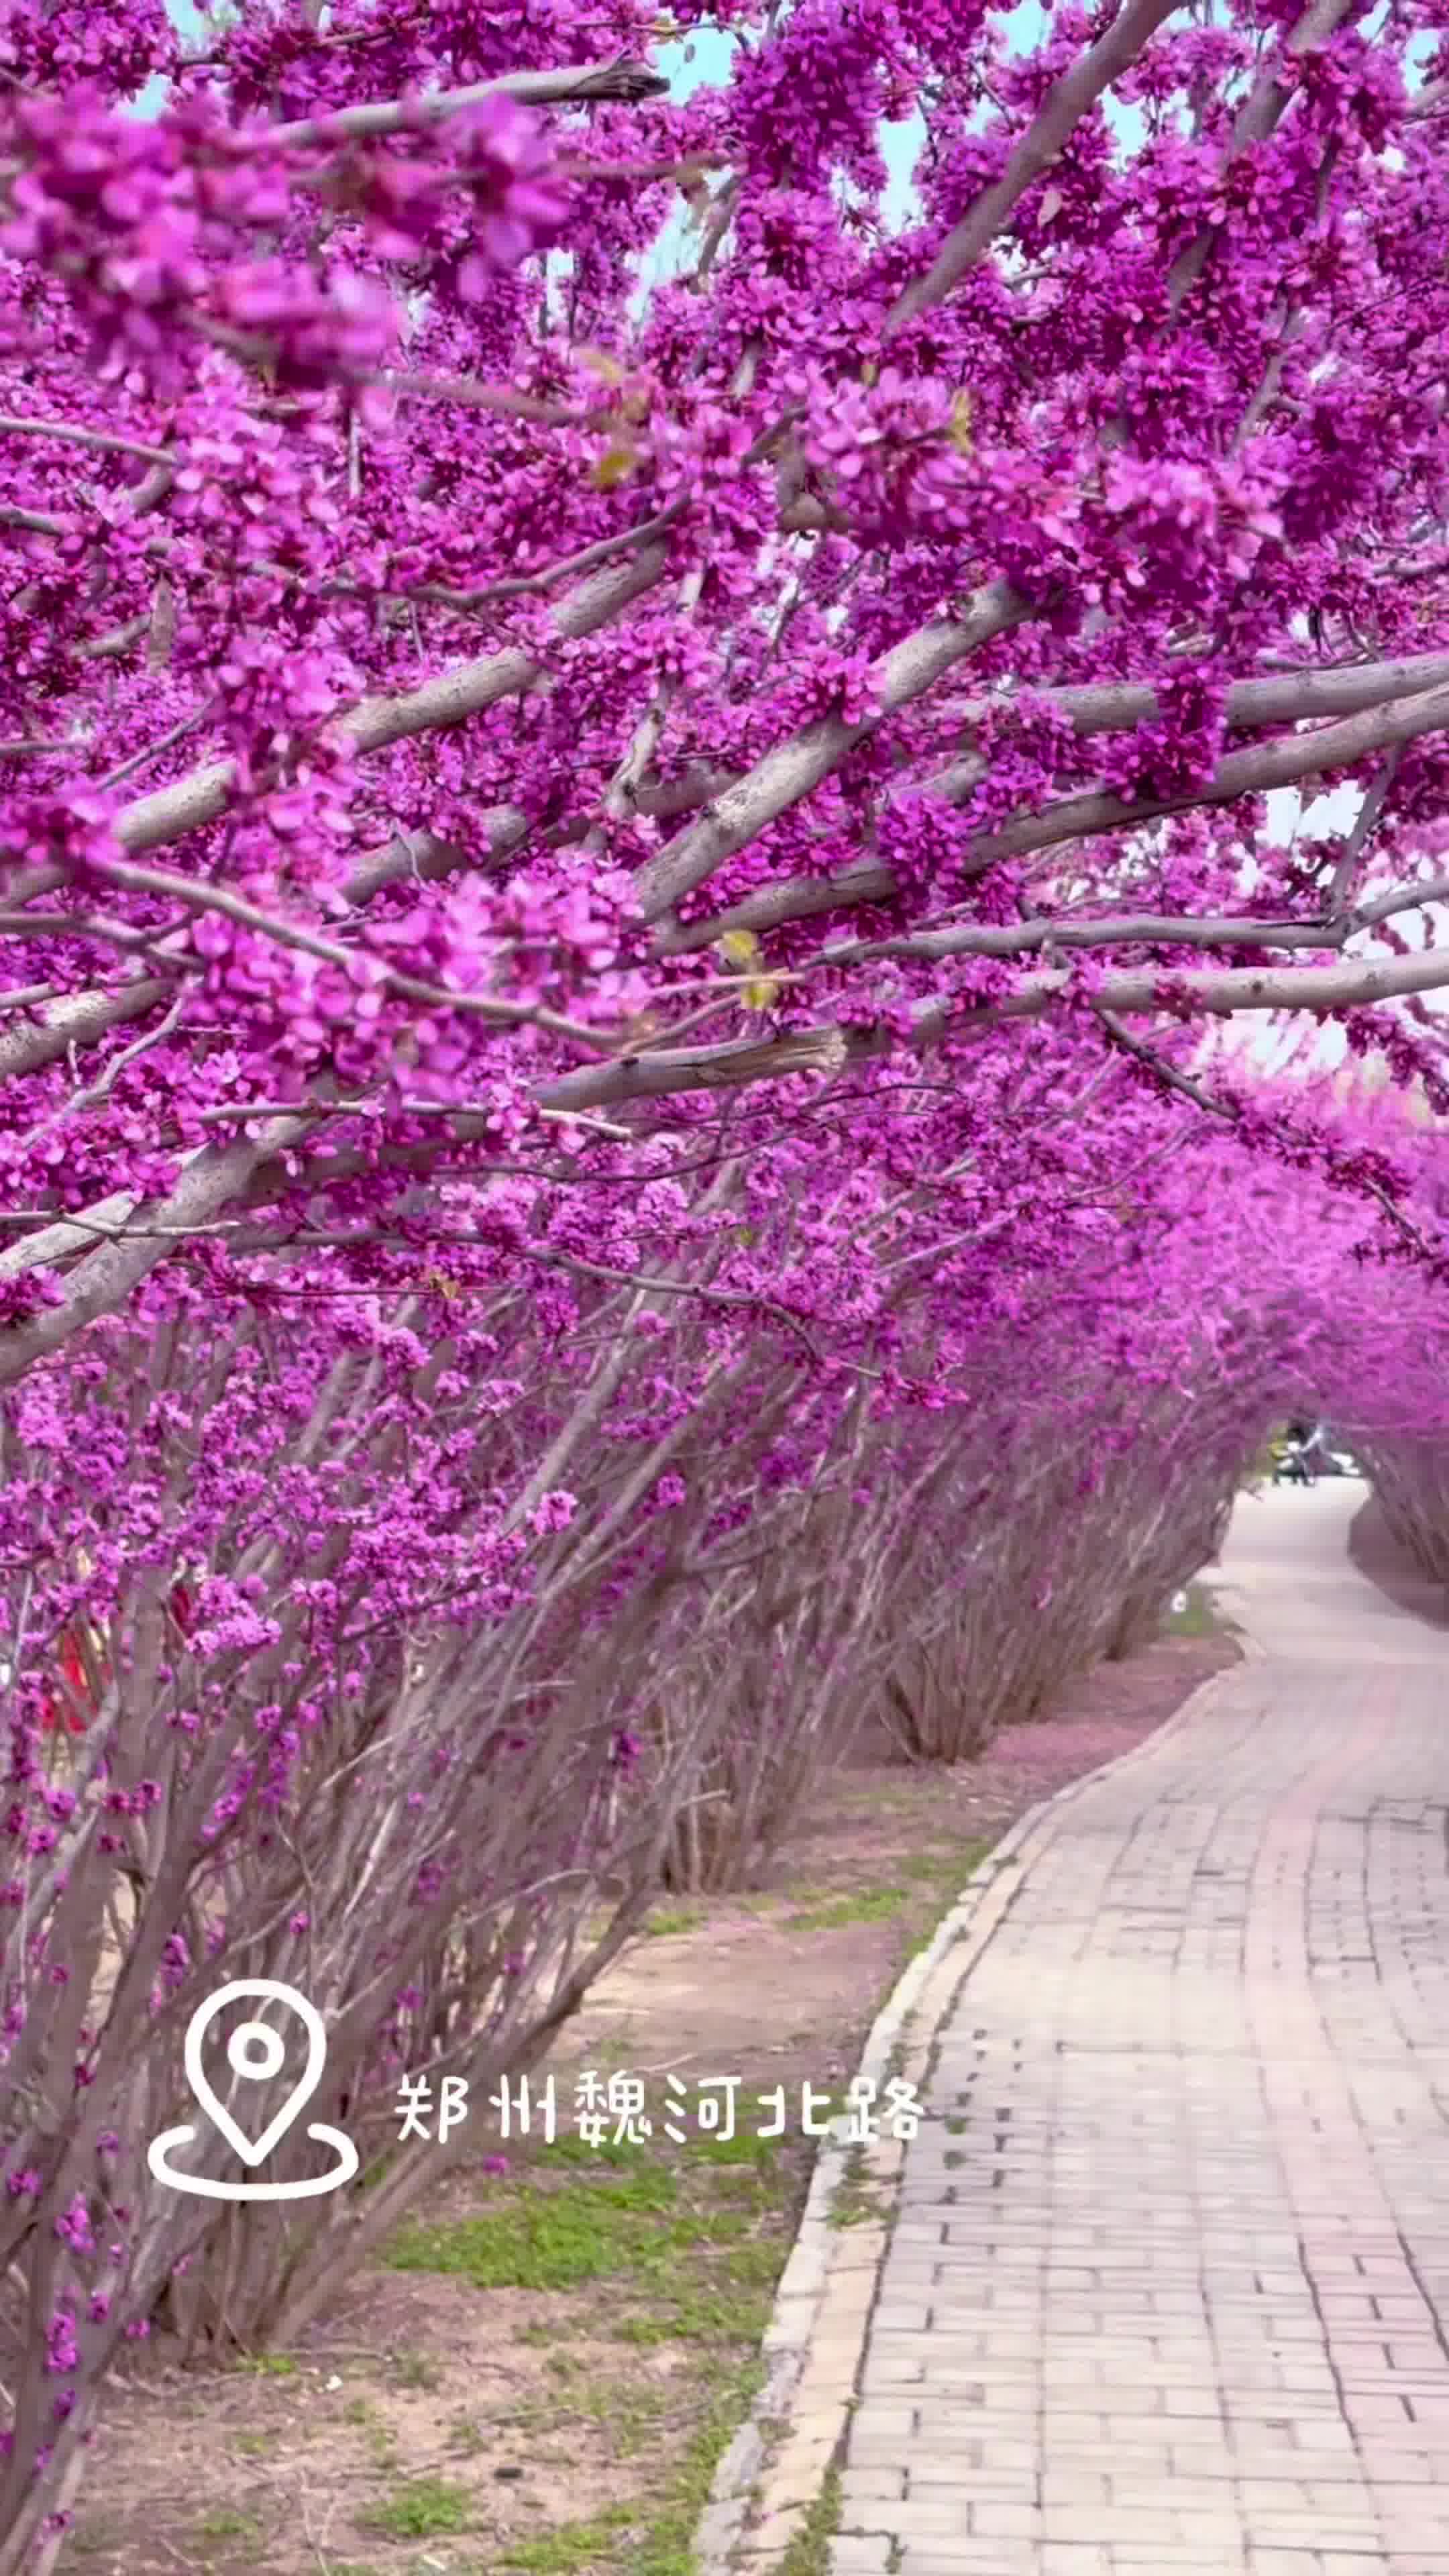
[184, 1980, 328, 2169]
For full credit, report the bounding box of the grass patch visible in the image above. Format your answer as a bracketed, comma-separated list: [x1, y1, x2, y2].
[397, 1831, 996, 2576]
[384, 2138, 788, 2573]
[197, 2508, 262, 2542]
[1161, 1578, 1235, 1640]
[826, 2144, 890, 2231]
[788, 1884, 908, 1931]
[778, 2464, 844, 2575]
[357, 2475, 475, 2540]
[387, 2165, 681, 2294]
[645, 1902, 707, 1937]
[384, 2143, 786, 2357]
[499, 2502, 639, 2572]
[896, 1849, 967, 1884]
[498, 2363, 766, 2576]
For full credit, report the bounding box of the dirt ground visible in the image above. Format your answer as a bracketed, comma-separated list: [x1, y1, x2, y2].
[65, 1600, 1238, 2576]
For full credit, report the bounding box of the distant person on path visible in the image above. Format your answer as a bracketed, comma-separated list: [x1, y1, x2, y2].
[1300, 1423, 1330, 1481]
[1274, 1426, 1313, 1485]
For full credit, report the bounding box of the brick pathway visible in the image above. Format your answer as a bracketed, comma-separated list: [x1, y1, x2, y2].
[833, 1486, 1449, 2576]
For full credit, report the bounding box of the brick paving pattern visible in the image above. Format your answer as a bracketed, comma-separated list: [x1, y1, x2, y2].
[831, 1487, 1449, 2575]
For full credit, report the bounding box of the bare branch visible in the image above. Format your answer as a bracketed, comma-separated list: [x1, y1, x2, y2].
[634, 579, 1034, 921]
[1326, 750, 1401, 917]
[0, 506, 68, 538]
[1165, 0, 1357, 316]
[885, 0, 1185, 335]
[536, 949, 1449, 1115]
[261, 58, 671, 152]
[0, 417, 173, 467]
[817, 908, 1346, 971]
[670, 678, 1449, 951]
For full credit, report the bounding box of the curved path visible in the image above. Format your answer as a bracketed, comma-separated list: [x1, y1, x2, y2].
[833, 1486, 1449, 2575]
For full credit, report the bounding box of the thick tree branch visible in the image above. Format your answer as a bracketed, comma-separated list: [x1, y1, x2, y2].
[945, 680, 1449, 876]
[810, 887, 1449, 971]
[885, 0, 1185, 335]
[671, 679, 1449, 952]
[262, 60, 671, 151]
[633, 580, 1034, 922]
[0, 1123, 309, 1389]
[1, 545, 672, 906]
[0, 417, 174, 466]
[9, 934, 1446, 1370]
[1165, 0, 1356, 317]
[7, 651, 1448, 1095]
[536, 949, 1449, 1115]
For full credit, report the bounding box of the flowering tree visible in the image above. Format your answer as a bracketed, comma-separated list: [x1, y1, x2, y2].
[4, 0, 1449, 2561]
[1, 0, 1449, 1362]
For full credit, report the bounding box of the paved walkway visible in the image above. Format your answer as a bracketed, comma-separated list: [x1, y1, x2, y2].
[835, 1486, 1449, 2576]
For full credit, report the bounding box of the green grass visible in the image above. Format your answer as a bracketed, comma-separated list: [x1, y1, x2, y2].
[384, 2146, 784, 2352]
[895, 1849, 967, 1884]
[788, 1883, 909, 1931]
[826, 2143, 891, 2232]
[1161, 1578, 1240, 1642]
[370, 1831, 997, 2576]
[497, 2366, 765, 2576]
[645, 1902, 707, 1937]
[357, 2475, 475, 2540]
[380, 2138, 786, 2571]
[386, 2165, 680, 2294]
[496, 2373, 668, 2457]
[197, 2508, 262, 2543]
[778, 2465, 844, 2575]
[537, 2130, 653, 2171]
[500, 2502, 639, 2572]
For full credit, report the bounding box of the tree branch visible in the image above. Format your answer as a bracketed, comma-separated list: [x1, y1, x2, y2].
[0, 417, 174, 468]
[1165, 0, 1356, 317]
[633, 579, 1034, 922]
[1, 544, 672, 905]
[0, 1123, 310, 1388]
[668, 678, 1449, 951]
[261, 58, 671, 152]
[885, 0, 1185, 335]
[535, 949, 1449, 1114]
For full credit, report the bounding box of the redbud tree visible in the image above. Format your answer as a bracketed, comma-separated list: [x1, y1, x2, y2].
[3, 0, 1449, 2559]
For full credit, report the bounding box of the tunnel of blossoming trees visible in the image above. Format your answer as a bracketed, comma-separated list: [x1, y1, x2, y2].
[1, 0, 1449, 2557]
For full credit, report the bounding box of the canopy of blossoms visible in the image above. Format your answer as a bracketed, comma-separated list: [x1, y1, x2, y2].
[2, 0, 1449, 2561]
[0, 0, 1448, 1379]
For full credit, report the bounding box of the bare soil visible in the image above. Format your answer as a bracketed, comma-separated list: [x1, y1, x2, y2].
[65, 1617, 1236, 2576]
